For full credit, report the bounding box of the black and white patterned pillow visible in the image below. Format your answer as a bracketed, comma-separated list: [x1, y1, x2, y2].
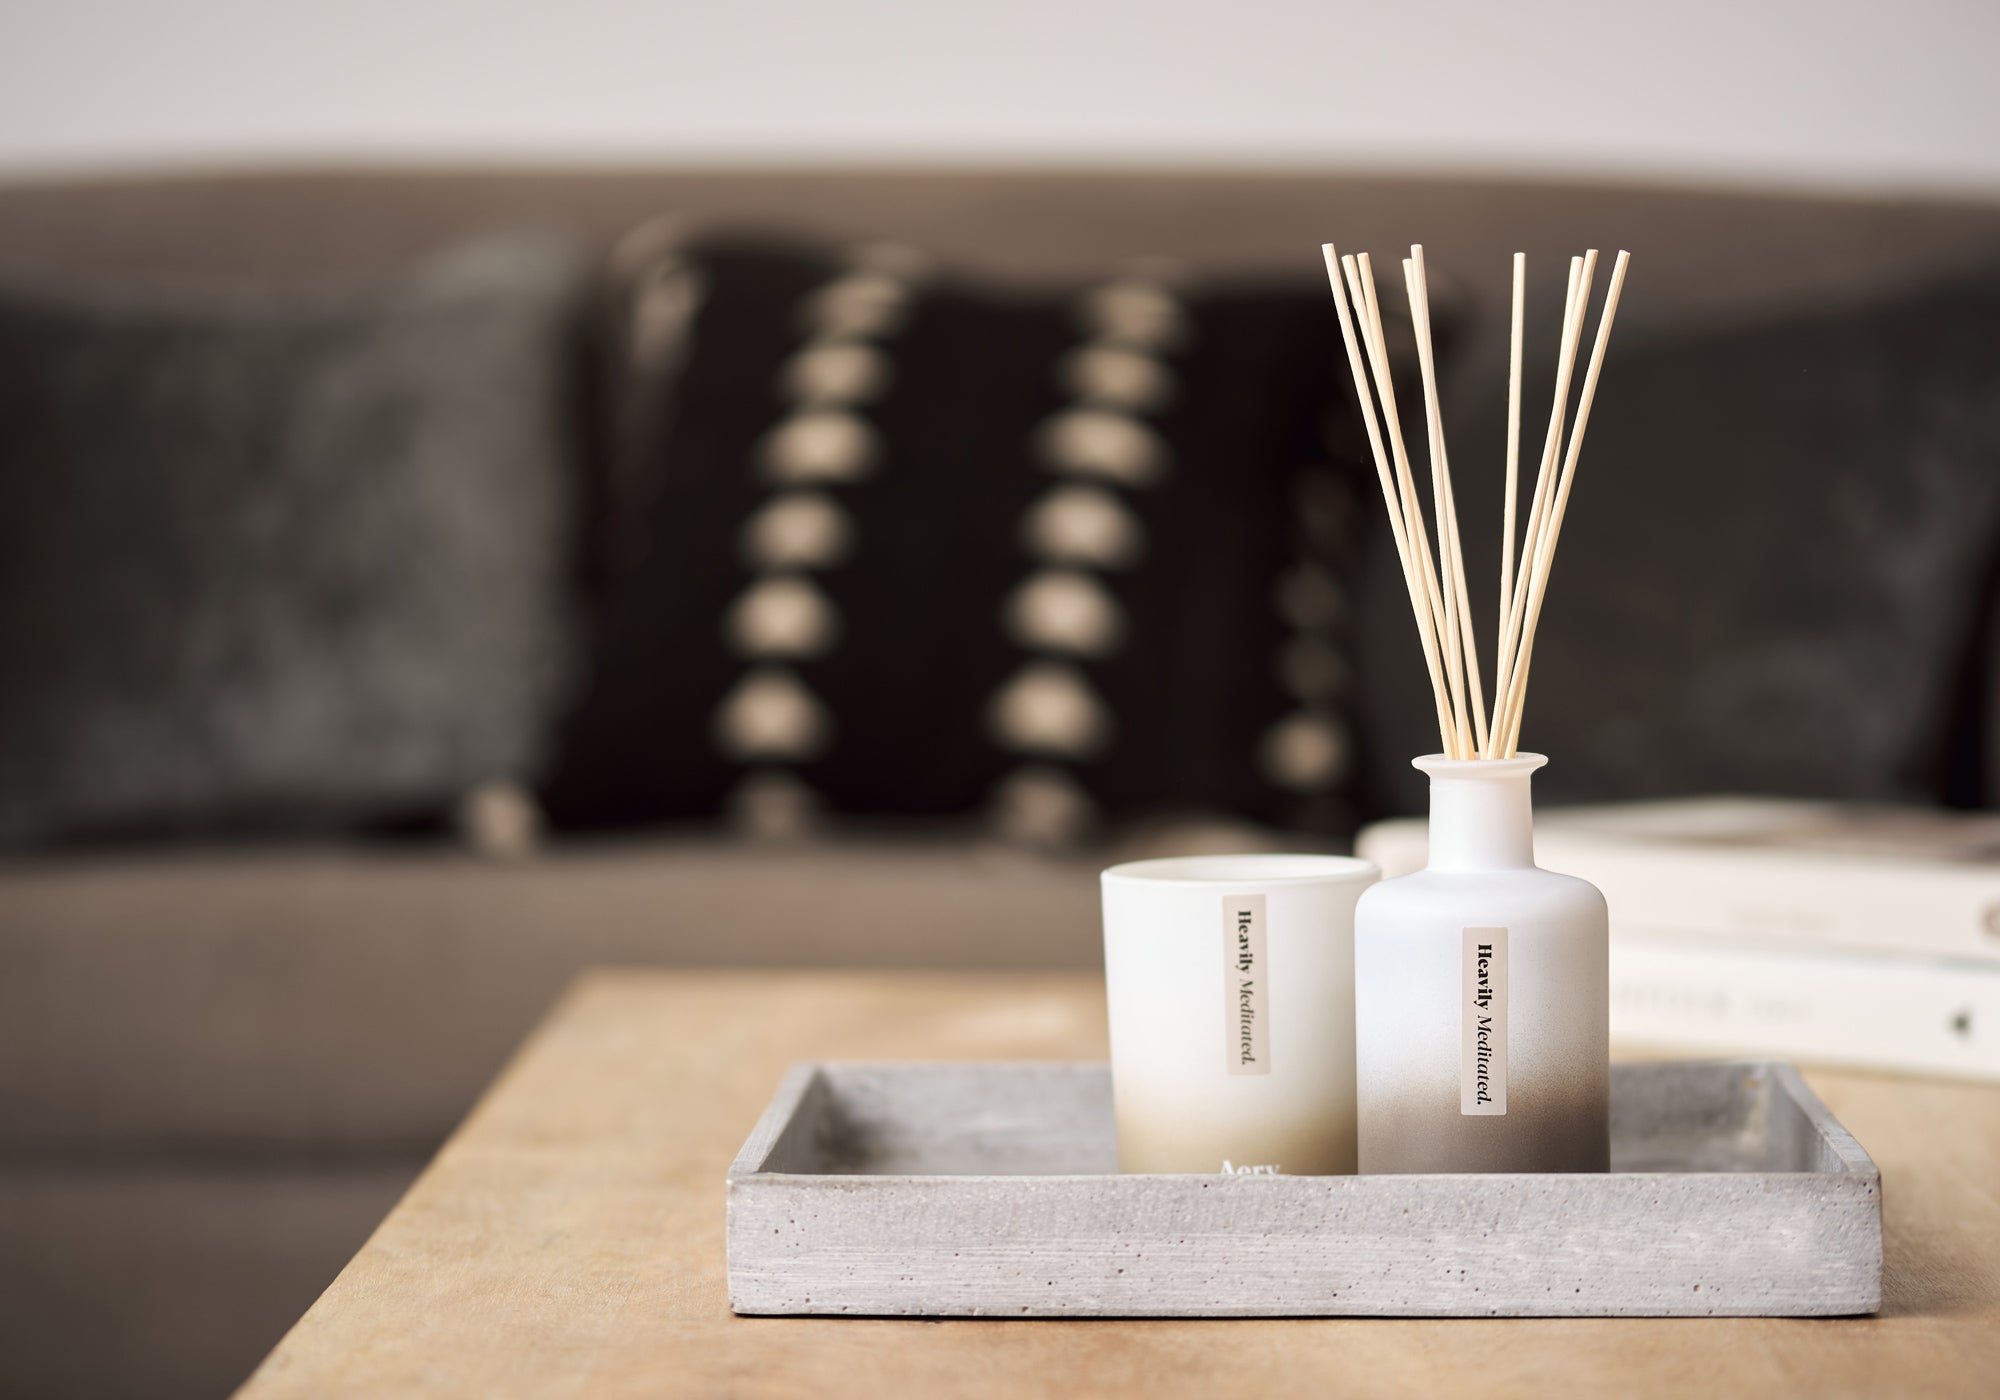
[544, 232, 1430, 845]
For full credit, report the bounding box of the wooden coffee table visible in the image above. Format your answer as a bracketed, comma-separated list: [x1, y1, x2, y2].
[237, 969, 2000, 1398]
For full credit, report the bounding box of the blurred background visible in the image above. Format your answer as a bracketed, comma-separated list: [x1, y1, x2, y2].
[2, 2, 1998, 1396]
[6, 1, 2000, 188]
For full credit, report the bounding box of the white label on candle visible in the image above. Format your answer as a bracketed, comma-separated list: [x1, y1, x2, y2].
[1223, 894, 1269, 1075]
[1462, 927, 1508, 1114]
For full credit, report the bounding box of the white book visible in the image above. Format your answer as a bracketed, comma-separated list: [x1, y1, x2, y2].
[1609, 935, 2000, 1082]
[1357, 797, 2000, 965]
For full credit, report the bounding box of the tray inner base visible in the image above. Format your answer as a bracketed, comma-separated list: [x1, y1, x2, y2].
[779, 1061, 1837, 1177]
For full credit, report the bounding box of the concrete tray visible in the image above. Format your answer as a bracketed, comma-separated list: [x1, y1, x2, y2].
[726, 1060, 1879, 1318]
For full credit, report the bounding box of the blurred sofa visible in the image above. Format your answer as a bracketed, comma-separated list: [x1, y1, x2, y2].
[2, 168, 1999, 1398]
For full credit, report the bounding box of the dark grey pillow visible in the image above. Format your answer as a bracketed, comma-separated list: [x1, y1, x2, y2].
[0, 237, 586, 844]
[1353, 263, 2000, 815]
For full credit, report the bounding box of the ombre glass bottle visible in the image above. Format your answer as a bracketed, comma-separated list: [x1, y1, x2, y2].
[1354, 753, 1609, 1173]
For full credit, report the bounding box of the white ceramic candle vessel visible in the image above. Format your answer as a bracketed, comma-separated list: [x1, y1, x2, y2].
[1102, 854, 1377, 1175]
[1354, 754, 1609, 1173]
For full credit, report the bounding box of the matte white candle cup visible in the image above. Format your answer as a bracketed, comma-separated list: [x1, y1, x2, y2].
[1101, 854, 1377, 1175]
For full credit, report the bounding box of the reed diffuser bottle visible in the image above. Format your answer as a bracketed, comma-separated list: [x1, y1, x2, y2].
[1316, 238, 1631, 1173]
[1353, 755, 1608, 1172]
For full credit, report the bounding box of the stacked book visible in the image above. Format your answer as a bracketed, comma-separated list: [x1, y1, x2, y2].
[1357, 797, 2000, 1082]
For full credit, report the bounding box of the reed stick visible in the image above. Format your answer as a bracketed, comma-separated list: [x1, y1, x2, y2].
[1499, 249, 1631, 755]
[1490, 250, 1594, 749]
[1350, 259, 1452, 656]
[1500, 252, 1525, 653]
[1347, 253, 1466, 756]
[1319, 244, 1456, 756]
[1398, 258, 1471, 758]
[1405, 248, 1489, 759]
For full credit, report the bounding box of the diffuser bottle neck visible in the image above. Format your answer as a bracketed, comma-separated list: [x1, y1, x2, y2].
[1417, 754, 1546, 872]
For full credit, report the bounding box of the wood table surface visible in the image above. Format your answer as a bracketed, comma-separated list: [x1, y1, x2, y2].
[238, 969, 2000, 1399]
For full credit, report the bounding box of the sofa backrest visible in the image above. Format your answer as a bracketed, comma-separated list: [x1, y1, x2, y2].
[2, 166, 1997, 341]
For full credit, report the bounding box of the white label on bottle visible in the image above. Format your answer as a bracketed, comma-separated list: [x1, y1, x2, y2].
[1463, 927, 1508, 1114]
[1224, 894, 1269, 1075]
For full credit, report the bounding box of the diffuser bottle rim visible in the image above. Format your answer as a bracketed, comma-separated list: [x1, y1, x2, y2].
[1412, 752, 1548, 781]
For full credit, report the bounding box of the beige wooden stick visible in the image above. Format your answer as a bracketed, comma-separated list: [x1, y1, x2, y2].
[1491, 250, 1595, 752]
[1360, 252, 1472, 756]
[1348, 253, 1464, 756]
[1398, 257, 1469, 759]
[1489, 257, 1579, 753]
[1500, 249, 1631, 755]
[1406, 247, 1488, 760]
[1319, 244, 1456, 755]
[1500, 252, 1526, 655]
[1348, 257, 1449, 647]
[1437, 446, 1486, 757]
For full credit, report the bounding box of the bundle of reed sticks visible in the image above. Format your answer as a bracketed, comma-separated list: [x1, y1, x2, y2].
[1320, 242, 1629, 760]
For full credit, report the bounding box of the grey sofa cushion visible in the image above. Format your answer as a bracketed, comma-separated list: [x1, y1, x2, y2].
[0, 238, 586, 844]
[1353, 262, 2000, 814]
[0, 838, 1097, 1154]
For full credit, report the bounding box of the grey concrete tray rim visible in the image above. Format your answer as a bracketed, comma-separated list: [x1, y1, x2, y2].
[726, 1059, 1881, 1318]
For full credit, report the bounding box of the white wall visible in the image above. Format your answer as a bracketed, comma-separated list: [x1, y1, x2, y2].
[2, 0, 1997, 196]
